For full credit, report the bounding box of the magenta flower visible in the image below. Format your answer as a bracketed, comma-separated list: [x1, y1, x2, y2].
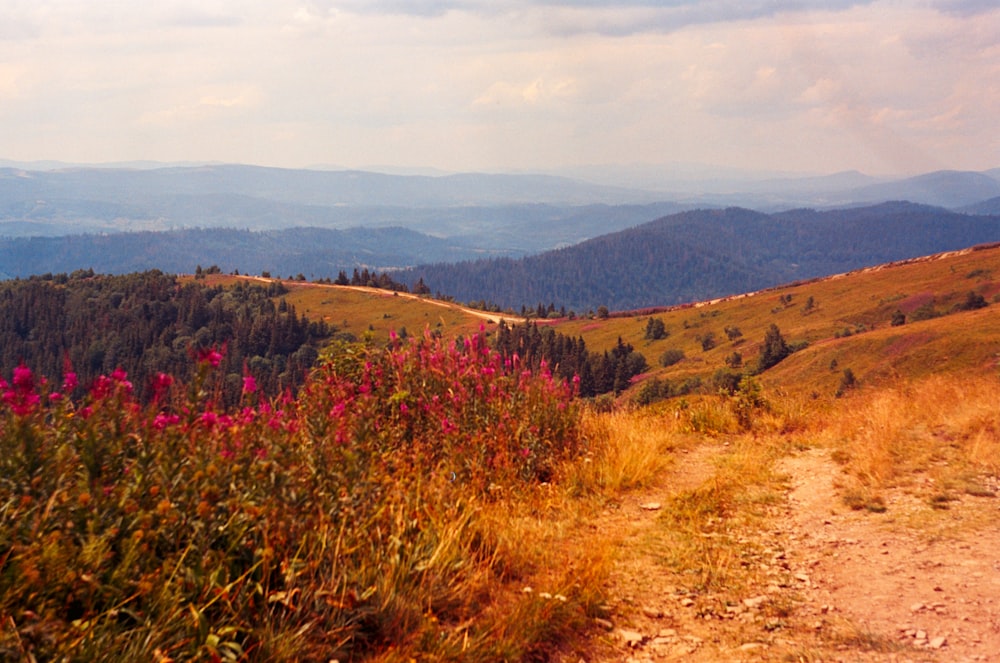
[63, 372, 78, 392]
[198, 346, 224, 368]
[153, 412, 180, 430]
[242, 375, 257, 395]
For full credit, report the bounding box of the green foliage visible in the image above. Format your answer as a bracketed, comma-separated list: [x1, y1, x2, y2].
[0, 332, 582, 661]
[659, 348, 686, 368]
[644, 317, 668, 341]
[891, 309, 906, 326]
[724, 325, 743, 342]
[836, 368, 858, 397]
[0, 272, 328, 405]
[755, 324, 789, 373]
[493, 322, 647, 397]
[633, 375, 702, 406]
[698, 331, 717, 352]
[954, 290, 988, 312]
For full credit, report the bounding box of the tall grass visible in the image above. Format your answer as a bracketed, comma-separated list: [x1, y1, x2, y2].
[0, 331, 593, 661]
[821, 374, 1000, 498]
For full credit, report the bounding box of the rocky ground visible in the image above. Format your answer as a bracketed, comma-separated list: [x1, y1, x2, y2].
[574, 442, 1000, 662]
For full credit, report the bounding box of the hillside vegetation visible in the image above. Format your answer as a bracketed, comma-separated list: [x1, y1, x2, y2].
[4, 243, 1000, 660]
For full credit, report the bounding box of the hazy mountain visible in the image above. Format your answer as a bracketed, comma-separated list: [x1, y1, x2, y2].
[961, 197, 1000, 216]
[837, 170, 1000, 209]
[0, 226, 492, 280]
[403, 202, 1000, 312]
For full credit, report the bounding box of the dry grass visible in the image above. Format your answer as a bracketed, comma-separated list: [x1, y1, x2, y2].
[569, 407, 685, 494]
[819, 374, 1000, 504]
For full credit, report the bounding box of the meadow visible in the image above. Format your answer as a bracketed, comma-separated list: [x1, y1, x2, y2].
[5, 245, 1000, 660]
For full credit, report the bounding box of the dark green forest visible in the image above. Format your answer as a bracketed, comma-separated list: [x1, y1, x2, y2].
[492, 321, 648, 398]
[0, 271, 331, 404]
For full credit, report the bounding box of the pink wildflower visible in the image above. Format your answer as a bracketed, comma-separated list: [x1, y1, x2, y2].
[153, 412, 180, 430]
[200, 411, 219, 429]
[151, 373, 173, 400]
[63, 372, 78, 392]
[198, 347, 223, 368]
[4, 364, 40, 416]
[242, 374, 257, 395]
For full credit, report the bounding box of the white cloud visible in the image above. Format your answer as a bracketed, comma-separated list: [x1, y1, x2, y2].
[0, 0, 996, 174]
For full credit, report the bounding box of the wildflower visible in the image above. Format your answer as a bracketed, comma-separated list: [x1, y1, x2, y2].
[12, 364, 33, 391]
[4, 364, 40, 416]
[242, 374, 257, 395]
[198, 346, 223, 368]
[63, 371, 78, 392]
[111, 368, 133, 394]
[91, 375, 113, 399]
[153, 413, 180, 430]
[399, 402, 409, 415]
[200, 411, 219, 429]
[151, 373, 173, 400]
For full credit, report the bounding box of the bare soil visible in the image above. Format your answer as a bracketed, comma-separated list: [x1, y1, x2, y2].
[576, 442, 1000, 662]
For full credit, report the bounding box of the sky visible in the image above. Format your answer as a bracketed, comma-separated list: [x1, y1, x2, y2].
[0, 0, 997, 177]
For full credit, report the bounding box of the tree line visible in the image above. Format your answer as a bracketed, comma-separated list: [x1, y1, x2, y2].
[492, 321, 648, 397]
[0, 271, 332, 405]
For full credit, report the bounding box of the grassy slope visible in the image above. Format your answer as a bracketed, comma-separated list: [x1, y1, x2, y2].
[552, 244, 1000, 399]
[205, 243, 1000, 400]
[199, 274, 507, 343]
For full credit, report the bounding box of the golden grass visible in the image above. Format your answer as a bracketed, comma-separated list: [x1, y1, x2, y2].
[819, 374, 1000, 496]
[554, 244, 1000, 401]
[569, 407, 686, 494]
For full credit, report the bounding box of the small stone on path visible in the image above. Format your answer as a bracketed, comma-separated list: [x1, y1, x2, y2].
[617, 629, 644, 647]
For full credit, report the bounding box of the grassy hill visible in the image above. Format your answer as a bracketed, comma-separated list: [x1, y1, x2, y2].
[550, 243, 1000, 400]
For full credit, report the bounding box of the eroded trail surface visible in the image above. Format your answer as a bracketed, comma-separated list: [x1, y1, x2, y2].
[581, 442, 1000, 662]
[778, 448, 1000, 662]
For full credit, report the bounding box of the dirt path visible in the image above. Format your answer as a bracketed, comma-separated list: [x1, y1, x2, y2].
[579, 442, 1000, 662]
[777, 448, 1000, 661]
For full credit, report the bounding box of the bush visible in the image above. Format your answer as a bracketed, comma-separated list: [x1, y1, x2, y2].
[659, 348, 685, 367]
[0, 332, 582, 661]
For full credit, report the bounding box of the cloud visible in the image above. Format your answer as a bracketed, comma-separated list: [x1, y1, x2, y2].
[320, 0, 881, 36]
[162, 9, 244, 28]
[932, 0, 999, 16]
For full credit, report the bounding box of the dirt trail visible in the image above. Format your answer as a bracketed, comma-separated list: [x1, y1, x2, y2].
[777, 448, 1000, 661]
[580, 443, 1000, 662]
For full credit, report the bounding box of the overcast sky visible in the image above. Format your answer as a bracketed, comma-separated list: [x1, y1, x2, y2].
[1, 0, 997, 176]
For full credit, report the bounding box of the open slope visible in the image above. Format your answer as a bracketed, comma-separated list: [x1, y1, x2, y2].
[551, 242, 1000, 400]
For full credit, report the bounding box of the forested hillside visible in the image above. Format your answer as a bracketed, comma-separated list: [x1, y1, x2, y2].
[0, 271, 331, 403]
[405, 202, 1000, 311]
[0, 227, 486, 280]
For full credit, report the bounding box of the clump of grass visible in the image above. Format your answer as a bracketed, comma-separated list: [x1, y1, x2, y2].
[652, 437, 785, 592]
[0, 331, 597, 661]
[569, 408, 680, 494]
[841, 488, 888, 513]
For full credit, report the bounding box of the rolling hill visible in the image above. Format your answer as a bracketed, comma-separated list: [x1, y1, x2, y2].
[404, 202, 1000, 312]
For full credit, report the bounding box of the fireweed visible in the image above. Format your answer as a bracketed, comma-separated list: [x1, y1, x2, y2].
[0, 332, 582, 661]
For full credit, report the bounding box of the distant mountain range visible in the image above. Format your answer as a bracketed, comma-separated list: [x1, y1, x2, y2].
[3, 162, 1000, 310]
[403, 202, 1000, 312]
[2, 162, 1000, 243]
